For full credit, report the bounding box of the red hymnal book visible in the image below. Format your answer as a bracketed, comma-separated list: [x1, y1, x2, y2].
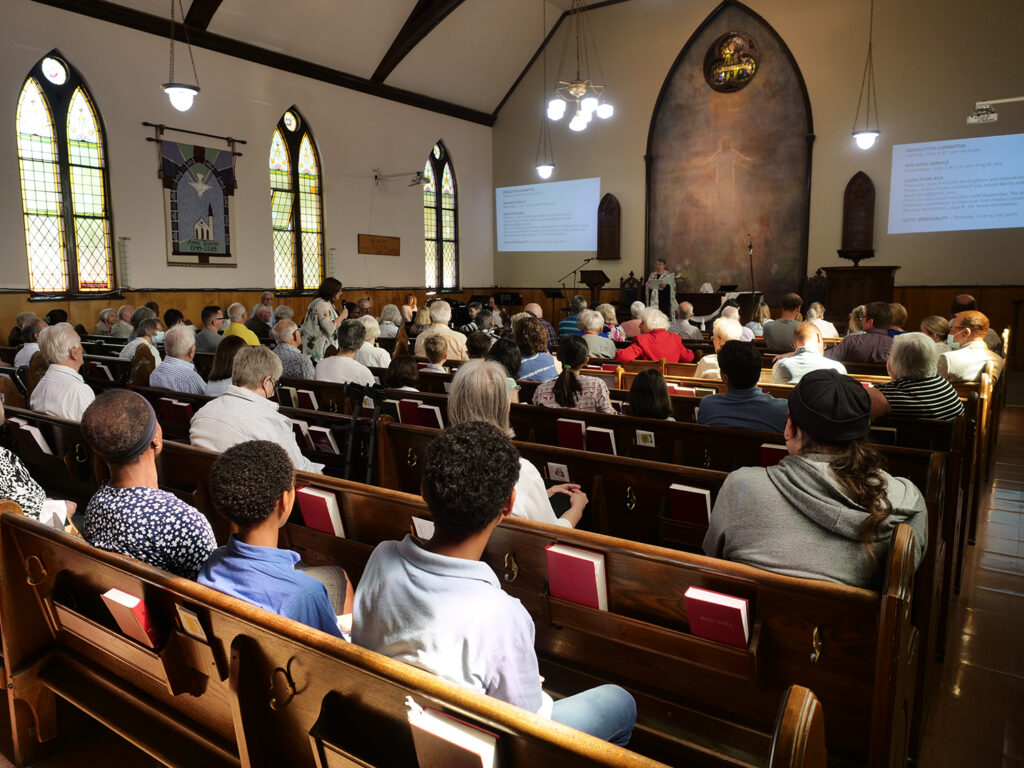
[407, 698, 498, 768]
[555, 418, 586, 451]
[101, 588, 162, 648]
[89, 361, 114, 381]
[297, 389, 319, 411]
[398, 399, 423, 426]
[668, 483, 711, 525]
[295, 486, 345, 537]
[668, 385, 696, 397]
[158, 398, 194, 425]
[601, 363, 619, 372]
[545, 543, 608, 611]
[291, 419, 314, 450]
[585, 426, 617, 455]
[684, 586, 750, 649]
[308, 426, 340, 455]
[759, 444, 788, 467]
[417, 404, 445, 430]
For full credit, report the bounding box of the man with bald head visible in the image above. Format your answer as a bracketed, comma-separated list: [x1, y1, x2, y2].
[80, 389, 215, 579]
[951, 294, 1003, 354]
[772, 322, 847, 384]
[524, 302, 558, 350]
[939, 310, 1003, 383]
[668, 301, 704, 341]
[149, 325, 207, 394]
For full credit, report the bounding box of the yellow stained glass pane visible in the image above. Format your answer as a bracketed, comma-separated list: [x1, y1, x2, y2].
[441, 163, 454, 195]
[298, 134, 318, 177]
[269, 129, 290, 175]
[424, 240, 437, 288]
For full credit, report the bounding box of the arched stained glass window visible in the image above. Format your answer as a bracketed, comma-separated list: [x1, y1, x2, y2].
[423, 141, 458, 289]
[268, 107, 324, 291]
[16, 52, 114, 294]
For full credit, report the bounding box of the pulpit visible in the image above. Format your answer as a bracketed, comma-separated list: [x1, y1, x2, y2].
[579, 270, 609, 307]
[822, 266, 899, 325]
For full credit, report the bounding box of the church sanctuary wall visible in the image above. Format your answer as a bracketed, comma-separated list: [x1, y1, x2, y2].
[492, 0, 1024, 290]
[0, 0, 494, 294]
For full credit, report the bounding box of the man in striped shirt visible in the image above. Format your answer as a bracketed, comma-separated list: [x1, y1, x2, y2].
[874, 332, 963, 421]
[149, 325, 207, 395]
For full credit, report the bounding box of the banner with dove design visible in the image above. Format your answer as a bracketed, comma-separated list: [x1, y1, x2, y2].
[161, 141, 236, 267]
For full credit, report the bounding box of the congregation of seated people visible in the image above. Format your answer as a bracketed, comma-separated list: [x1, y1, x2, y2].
[0, 282, 1007, 760]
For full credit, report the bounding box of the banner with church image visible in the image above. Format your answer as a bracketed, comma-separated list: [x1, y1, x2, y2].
[161, 141, 236, 267]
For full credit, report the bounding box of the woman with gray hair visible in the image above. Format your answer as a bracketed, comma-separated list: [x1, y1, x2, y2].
[354, 315, 391, 368]
[920, 315, 952, 355]
[273, 304, 295, 323]
[874, 332, 964, 420]
[128, 306, 158, 338]
[118, 318, 162, 364]
[579, 310, 617, 359]
[378, 304, 402, 338]
[448, 359, 587, 528]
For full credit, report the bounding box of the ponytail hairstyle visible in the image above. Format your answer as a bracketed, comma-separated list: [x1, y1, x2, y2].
[552, 335, 588, 408]
[801, 434, 893, 553]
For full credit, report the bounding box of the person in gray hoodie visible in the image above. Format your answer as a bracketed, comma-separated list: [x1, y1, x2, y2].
[703, 369, 927, 589]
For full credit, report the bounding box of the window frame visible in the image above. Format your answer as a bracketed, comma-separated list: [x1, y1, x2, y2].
[17, 50, 116, 299]
[269, 106, 325, 295]
[423, 140, 459, 290]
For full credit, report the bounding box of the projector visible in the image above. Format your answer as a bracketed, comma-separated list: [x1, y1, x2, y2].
[967, 106, 998, 124]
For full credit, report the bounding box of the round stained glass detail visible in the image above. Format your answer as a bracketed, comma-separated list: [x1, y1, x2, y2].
[41, 57, 68, 86]
[283, 111, 299, 132]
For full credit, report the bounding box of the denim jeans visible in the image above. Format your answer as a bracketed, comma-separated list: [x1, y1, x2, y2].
[550, 684, 637, 746]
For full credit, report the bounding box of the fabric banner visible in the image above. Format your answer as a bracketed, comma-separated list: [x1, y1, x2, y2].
[161, 141, 236, 267]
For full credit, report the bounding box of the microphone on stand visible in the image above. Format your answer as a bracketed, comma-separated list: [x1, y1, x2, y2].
[747, 234, 753, 255]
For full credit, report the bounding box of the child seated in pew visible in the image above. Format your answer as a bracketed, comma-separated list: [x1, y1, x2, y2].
[353, 421, 637, 745]
[532, 335, 615, 414]
[703, 369, 928, 589]
[80, 390, 216, 580]
[199, 440, 354, 638]
[421, 334, 449, 374]
[627, 369, 674, 420]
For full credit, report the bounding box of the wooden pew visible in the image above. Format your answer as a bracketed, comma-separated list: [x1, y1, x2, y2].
[1, 511, 741, 768]
[82, 354, 133, 387]
[152, 442, 881, 767]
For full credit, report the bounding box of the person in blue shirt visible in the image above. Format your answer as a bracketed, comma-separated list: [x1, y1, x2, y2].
[698, 340, 789, 433]
[198, 440, 353, 638]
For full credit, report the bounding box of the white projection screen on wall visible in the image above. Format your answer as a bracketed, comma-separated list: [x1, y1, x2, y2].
[495, 177, 600, 251]
[888, 133, 1024, 234]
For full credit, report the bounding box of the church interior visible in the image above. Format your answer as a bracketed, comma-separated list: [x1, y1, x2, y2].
[0, 0, 1022, 766]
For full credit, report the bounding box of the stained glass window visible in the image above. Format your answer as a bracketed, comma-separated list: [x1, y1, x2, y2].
[16, 52, 113, 294]
[268, 107, 324, 291]
[423, 141, 458, 289]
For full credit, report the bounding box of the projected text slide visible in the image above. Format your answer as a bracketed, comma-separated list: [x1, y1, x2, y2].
[496, 177, 600, 251]
[888, 134, 1024, 234]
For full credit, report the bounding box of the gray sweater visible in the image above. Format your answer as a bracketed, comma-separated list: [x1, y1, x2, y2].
[703, 454, 927, 589]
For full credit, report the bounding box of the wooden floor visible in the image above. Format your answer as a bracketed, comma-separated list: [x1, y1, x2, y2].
[1, 400, 1021, 767]
[919, 401, 1024, 768]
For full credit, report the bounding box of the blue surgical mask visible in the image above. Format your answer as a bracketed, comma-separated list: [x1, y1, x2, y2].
[153, 331, 165, 344]
[946, 331, 960, 350]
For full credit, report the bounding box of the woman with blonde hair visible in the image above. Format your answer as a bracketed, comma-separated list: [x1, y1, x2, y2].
[847, 305, 867, 335]
[596, 303, 626, 341]
[448, 359, 586, 528]
[920, 315, 952, 355]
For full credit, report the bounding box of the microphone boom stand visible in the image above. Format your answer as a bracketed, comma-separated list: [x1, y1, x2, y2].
[556, 257, 596, 299]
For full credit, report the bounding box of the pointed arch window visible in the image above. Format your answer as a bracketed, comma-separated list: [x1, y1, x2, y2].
[269, 107, 324, 291]
[16, 52, 114, 294]
[423, 141, 458, 289]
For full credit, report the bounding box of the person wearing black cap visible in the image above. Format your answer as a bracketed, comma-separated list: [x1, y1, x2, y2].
[80, 389, 216, 580]
[703, 369, 927, 589]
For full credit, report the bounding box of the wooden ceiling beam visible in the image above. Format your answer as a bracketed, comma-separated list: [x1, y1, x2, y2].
[183, 0, 222, 31]
[31, 0, 494, 126]
[371, 0, 466, 83]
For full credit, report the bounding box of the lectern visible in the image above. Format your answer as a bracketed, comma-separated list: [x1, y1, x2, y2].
[579, 270, 609, 307]
[822, 265, 899, 326]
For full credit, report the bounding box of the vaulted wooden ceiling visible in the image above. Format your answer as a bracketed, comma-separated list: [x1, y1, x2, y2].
[32, 0, 630, 125]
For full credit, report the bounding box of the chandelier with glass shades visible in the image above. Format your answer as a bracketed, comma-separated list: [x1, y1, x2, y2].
[546, 0, 614, 133]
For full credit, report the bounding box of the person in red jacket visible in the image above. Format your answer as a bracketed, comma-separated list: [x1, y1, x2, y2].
[615, 308, 694, 363]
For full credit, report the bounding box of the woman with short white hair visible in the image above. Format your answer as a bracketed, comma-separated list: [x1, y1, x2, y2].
[874, 332, 964, 420]
[805, 302, 839, 338]
[378, 304, 402, 339]
[354, 315, 391, 368]
[579, 310, 617, 359]
[448, 359, 587, 528]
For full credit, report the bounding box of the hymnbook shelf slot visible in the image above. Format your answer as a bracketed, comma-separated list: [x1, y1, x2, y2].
[48, 597, 218, 697]
[539, 590, 761, 685]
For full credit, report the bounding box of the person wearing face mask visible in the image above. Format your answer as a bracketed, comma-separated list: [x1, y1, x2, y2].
[190, 346, 324, 474]
[938, 310, 1003, 383]
[118, 318, 163, 364]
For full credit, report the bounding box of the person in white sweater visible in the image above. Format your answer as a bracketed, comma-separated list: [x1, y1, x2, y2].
[446, 359, 587, 528]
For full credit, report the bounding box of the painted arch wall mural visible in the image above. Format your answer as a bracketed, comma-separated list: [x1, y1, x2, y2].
[646, 1, 813, 303]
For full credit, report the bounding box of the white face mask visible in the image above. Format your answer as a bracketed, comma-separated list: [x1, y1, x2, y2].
[153, 331, 165, 344]
[947, 328, 963, 350]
